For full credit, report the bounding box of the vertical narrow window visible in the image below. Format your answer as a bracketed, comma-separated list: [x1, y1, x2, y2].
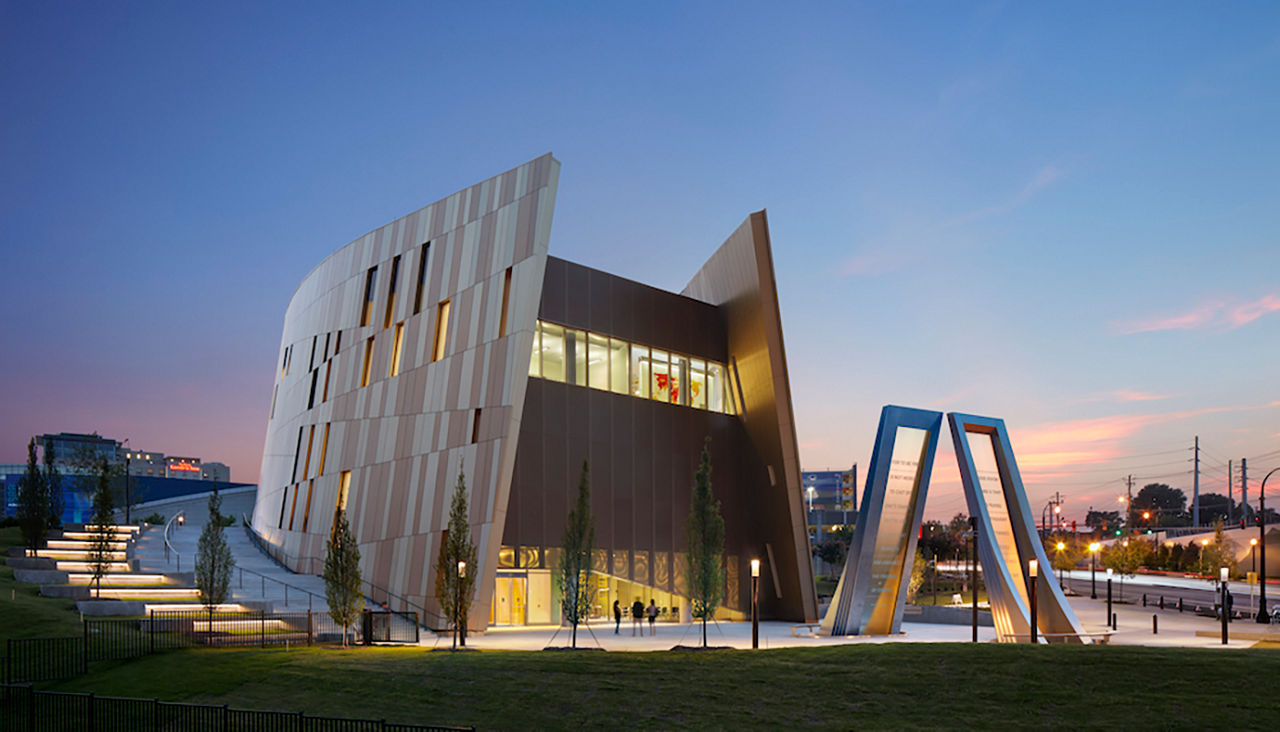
[707, 363, 727, 414]
[288, 484, 300, 530]
[432, 299, 451, 362]
[360, 266, 378, 327]
[302, 424, 315, 479]
[321, 361, 332, 402]
[301, 480, 314, 533]
[630, 345, 650, 399]
[333, 470, 352, 537]
[567, 329, 587, 386]
[672, 354, 690, 406]
[471, 408, 482, 443]
[334, 330, 342, 354]
[361, 336, 375, 387]
[413, 243, 431, 315]
[540, 322, 564, 381]
[384, 255, 401, 329]
[278, 487, 289, 529]
[690, 359, 708, 410]
[284, 346, 292, 376]
[389, 322, 404, 377]
[609, 338, 629, 394]
[588, 333, 609, 390]
[528, 321, 542, 377]
[307, 369, 319, 409]
[318, 423, 330, 475]
[323, 332, 331, 361]
[280, 347, 289, 379]
[309, 336, 317, 371]
[650, 349, 671, 402]
[291, 427, 305, 483]
[498, 267, 512, 338]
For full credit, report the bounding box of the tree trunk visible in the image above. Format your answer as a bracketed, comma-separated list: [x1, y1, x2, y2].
[702, 616, 707, 648]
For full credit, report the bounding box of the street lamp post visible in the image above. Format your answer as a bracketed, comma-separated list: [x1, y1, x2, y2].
[1106, 568, 1114, 630]
[969, 516, 978, 643]
[1221, 567, 1230, 644]
[1055, 542, 1066, 591]
[1258, 468, 1277, 624]
[1251, 538, 1259, 616]
[454, 560, 466, 650]
[1029, 559, 1038, 644]
[1089, 542, 1100, 599]
[751, 558, 760, 649]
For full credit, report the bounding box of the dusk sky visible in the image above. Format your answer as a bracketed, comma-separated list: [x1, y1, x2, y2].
[2, 2, 1277, 523]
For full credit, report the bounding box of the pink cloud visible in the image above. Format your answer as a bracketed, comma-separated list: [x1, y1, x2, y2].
[1228, 294, 1280, 328]
[1111, 389, 1170, 402]
[1114, 293, 1280, 334]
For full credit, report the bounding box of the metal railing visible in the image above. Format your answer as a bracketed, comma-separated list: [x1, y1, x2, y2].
[162, 509, 185, 571]
[241, 516, 448, 629]
[0, 683, 471, 731]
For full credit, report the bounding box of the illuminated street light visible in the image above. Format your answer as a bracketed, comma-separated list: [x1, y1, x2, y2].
[1029, 559, 1039, 644]
[1089, 542, 1101, 599]
[1106, 567, 1114, 630]
[751, 558, 760, 649]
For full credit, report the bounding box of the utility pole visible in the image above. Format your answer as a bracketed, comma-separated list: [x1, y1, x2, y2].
[1229, 459, 1234, 524]
[1192, 436, 1200, 528]
[1242, 458, 1249, 527]
[1127, 476, 1134, 529]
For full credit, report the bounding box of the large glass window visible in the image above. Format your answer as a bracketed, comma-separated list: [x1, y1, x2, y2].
[587, 333, 609, 391]
[528, 319, 734, 415]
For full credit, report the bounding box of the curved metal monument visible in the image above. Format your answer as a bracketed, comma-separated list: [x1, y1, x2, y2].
[821, 406, 943, 636]
[949, 412, 1087, 643]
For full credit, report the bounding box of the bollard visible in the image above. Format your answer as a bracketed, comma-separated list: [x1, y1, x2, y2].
[1153, 614, 1158, 634]
[1178, 598, 1183, 612]
[1160, 596, 1164, 610]
[1142, 593, 1147, 607]
[1111, 612, 1117, 630]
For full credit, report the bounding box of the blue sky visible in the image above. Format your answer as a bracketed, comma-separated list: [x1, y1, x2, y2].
[2, 1, 1277, 521]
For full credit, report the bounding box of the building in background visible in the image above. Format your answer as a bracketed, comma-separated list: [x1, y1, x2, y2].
[252, 154, 818, 630]
[802, 467, 858, 541]
[3, 433, 242, 523]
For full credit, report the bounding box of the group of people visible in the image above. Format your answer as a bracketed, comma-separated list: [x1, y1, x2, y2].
[613, 597, 659, 635]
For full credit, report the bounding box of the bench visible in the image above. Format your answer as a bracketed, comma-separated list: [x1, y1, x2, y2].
[791, 623, 820, 638]
[997, 631, 1114, 645]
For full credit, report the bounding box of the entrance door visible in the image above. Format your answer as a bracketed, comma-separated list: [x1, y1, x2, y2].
[494, 577, 512, 625]
[492, 575, 528, 625]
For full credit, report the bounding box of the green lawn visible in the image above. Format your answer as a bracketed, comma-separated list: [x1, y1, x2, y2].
[0, 527, 85, 642]
[47, 642, 1280, 729]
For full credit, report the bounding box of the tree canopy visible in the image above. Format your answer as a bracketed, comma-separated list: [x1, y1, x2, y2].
[324, 509, 363, 646]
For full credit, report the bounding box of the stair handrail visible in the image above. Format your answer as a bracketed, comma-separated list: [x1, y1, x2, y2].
[163, 510, 186, 572]
[241, 513, 448, 630]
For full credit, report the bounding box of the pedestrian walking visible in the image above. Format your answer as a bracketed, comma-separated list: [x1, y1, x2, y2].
[613, 599, 621, 634]
[631, 598, 644, 636]
[646, 598, 658, 636]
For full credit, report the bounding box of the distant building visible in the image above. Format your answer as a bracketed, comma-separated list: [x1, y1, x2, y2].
[5, 433, 240, 522]
[802, 467, 858, 539]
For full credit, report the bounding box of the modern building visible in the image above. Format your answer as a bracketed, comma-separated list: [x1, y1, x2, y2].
[251, 154, 818, 629]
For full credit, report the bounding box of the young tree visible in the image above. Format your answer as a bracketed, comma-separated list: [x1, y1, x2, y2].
[1199, 519, 1238, 581]
[324, 509, 363, 647]
[87, 459, 117, 597]
[906, 548, 927, 601]
[555, 462, 594, 649]
[194, 490, 235, 622]
[686, 438, 725, 648]
[17, 438, 49, 556]
[43, 444, 63, 529]
[435, 471, 478, 649]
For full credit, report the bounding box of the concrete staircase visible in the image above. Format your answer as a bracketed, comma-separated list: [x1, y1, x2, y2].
[6, 523, 266, 616]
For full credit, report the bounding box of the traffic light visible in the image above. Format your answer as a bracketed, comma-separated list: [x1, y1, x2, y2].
[1115, 529, 1122, 536]
[1072, 520, 1077, 533]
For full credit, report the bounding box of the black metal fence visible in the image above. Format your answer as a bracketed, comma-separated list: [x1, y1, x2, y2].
[0, 683, 472, 731]
[5, 611, 419, 684]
